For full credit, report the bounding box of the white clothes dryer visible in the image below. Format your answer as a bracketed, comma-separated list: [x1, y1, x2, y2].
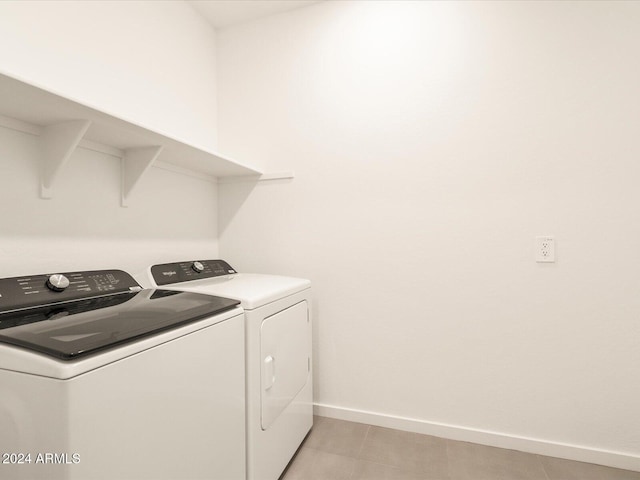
[0, 268, 246, 480]
[149, 260, 312, 480]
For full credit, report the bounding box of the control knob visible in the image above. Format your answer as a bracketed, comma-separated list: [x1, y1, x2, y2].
[46, 274, 70, 292]
[192, 261, 205, 273]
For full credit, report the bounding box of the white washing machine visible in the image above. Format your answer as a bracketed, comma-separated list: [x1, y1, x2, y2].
[0, 268, 246, 480]
[149, 260, 312, 480]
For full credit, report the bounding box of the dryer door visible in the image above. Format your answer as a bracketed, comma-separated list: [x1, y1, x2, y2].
[260, 301, 310, 430]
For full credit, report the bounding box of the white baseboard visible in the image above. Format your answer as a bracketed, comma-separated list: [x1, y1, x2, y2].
[313, 403, 640, 473]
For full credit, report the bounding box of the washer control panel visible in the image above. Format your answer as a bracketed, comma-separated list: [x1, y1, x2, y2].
[151, 260, 237, 286]
[0, 270, 141, 313]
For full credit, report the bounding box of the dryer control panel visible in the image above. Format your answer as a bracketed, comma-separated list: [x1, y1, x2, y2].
[151, 260, 237, 286]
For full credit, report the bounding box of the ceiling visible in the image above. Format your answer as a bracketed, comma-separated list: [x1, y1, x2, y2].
[188, 0, 321, 29]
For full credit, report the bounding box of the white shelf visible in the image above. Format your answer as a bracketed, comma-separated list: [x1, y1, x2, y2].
[0, 72, 262, 204]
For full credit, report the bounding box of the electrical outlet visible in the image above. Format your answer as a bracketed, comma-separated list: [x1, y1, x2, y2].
[536, 236, 555, 262]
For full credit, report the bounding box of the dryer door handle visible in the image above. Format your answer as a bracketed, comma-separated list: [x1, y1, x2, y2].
[263, 355, 276, 391]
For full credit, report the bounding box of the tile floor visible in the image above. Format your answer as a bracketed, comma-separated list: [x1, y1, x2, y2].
[280, 416, 640, 480]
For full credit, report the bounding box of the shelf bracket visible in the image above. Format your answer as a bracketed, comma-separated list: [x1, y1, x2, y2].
[121, 145, 163, 207]
[40, 120, 92, 199]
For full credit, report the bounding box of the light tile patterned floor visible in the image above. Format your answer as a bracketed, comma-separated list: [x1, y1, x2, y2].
[280, 416, 640, 480]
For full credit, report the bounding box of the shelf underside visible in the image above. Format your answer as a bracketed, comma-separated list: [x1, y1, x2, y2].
[0, 72, 261, 178]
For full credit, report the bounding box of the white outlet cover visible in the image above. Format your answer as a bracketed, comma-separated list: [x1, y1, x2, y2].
[536, 236, 555, 263]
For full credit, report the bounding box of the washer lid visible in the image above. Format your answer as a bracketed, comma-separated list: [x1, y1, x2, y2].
[0, 289, 240, 360]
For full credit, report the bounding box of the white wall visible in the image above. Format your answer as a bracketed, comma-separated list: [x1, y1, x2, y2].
[0, 0, 219, 151]
[0, 0, 220, 283]
[217, 0, 640, 469]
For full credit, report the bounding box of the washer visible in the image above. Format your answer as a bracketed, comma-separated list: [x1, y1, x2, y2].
[149, 260, 312, 480]
[0, 268, 246, 480]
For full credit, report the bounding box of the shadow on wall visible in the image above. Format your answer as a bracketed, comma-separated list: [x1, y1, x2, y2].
[218, 178, 294, 236]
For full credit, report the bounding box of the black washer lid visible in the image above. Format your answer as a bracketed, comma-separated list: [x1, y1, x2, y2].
[0, 289, 240, 360]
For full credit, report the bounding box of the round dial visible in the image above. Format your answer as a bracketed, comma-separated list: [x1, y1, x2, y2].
[46, 274, 70, 292]
[192, 261, 205, 273]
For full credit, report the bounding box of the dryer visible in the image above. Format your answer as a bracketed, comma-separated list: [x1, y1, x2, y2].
[150, 260, 312, 480]
[0, 268, 246, 480]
